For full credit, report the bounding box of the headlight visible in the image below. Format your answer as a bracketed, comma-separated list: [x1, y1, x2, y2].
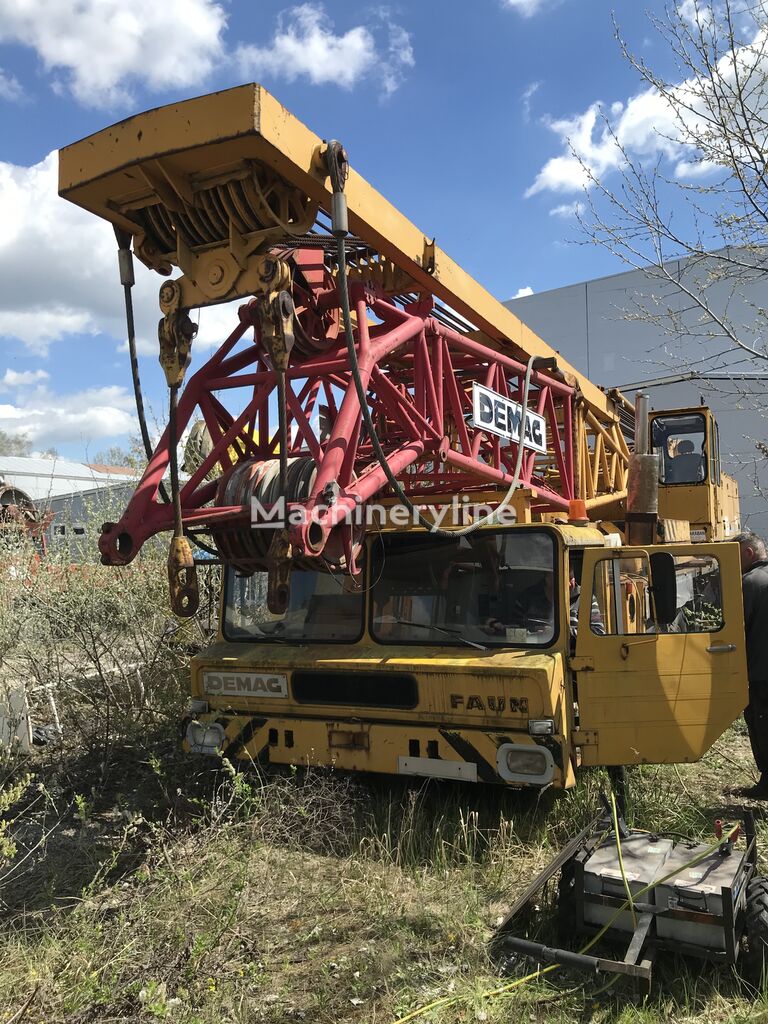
[187, 698, 209, 715]
[496, 742, 554, 785]
[506, 749, 546, 775]
[186, 720, 225, 755]
[528, 719, 555, 736]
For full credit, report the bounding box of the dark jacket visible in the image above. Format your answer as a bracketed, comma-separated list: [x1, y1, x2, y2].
[742, 559, 768, 684]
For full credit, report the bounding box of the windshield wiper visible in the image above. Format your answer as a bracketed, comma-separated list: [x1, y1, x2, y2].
[388, 617, 487, 652]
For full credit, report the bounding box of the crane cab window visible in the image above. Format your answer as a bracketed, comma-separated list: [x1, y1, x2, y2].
[668, 554, 724, 632]
[223, 567, 364, 643]
[590, 553, 723, 635]
[652, 413, 707, 484]
[371, 529, 557, 648]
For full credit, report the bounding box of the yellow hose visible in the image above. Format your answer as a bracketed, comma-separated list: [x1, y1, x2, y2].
[611, 791, 637, 930]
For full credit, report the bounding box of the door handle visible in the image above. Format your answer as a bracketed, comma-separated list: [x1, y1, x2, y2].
[707, 643, 736, 653]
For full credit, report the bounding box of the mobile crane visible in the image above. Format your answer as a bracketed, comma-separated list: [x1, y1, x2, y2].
[58, 84, 746, 789]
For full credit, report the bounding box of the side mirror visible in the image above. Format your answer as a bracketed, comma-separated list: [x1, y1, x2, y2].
[650, 551, 677, 624]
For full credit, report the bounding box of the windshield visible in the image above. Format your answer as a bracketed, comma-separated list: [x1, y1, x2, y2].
[224, 567, 364, 643]
[370, 529, 557, 648]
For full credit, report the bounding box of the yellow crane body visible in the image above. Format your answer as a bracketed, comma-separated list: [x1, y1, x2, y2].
[57, 85, 748, 788]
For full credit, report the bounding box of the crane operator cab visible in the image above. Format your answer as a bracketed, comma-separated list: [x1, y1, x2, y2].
[650, 407, 739, 542]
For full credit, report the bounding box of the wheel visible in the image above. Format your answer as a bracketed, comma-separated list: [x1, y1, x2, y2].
[741, 874, 768, 987]
[557, 856, 577, 941]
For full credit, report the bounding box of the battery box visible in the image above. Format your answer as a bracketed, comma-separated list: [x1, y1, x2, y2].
[654, 842, 747, 950]
[582, 834, 674, 932]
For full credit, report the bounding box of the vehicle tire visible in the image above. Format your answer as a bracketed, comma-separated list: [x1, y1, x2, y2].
[741, 874, 768, 987]
[557, 857, 577, 940]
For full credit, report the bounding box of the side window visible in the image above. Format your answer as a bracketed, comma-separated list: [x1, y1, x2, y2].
[651, 413, 707, 485]
[590, 554, 724, 636]
[592, 556, 652, 635]
[670, 555, 723, 633]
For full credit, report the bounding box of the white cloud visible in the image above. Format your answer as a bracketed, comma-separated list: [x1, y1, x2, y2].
[502, 0, 552, 16]
[0, 152, 141, 353]
[527, 20, 768, 198]
[521, 81, 541, 122]
[0, 310, 98, 348]
[192, 301, 248, 353]
[526, 89, 678, 197]
[677, 0, 715, 30]
[0, 384, 135, 444]
[527, 80, 709, 197]
[512, 286, 534, 298]
[236, 4, 413, 94]
[382, 19, 415, 96]
[549, 201, 585, 218]
[0, 68, 22, 101]
[0, 369, 49, 388]
[0, 0, 226, 107]
[674, 157, 719, 178]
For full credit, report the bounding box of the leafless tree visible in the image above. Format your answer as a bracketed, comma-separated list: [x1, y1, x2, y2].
[577, 0, 768, 450]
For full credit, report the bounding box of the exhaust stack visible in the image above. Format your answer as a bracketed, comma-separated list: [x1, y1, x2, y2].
[626, 391, 658, 544]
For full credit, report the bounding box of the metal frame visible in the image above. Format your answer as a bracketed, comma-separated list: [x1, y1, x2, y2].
[58, 84, 617, 417]
[58, 85, 633, 569]
[495, 812, 759, 991]
[98, 272, 582, 567]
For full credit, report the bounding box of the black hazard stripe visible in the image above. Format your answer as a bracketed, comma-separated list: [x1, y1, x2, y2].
[223, 717, 267, 762]
[439, 730, 498, 782]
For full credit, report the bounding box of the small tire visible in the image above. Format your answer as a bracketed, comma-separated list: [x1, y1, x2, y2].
[741, 875, 768, 987]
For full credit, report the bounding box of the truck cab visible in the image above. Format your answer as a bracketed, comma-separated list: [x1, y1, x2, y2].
[184, 522, 747, 788]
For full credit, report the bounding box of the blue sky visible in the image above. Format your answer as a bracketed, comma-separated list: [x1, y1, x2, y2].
[0, 0, 692, 460]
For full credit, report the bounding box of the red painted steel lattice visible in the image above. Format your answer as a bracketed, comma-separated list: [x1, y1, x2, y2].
[99, 251, 575, 568]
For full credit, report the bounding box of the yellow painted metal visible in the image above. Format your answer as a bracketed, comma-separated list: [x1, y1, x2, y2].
[184, 522, 584, 787]
[189, 518, 746, 786]
[187, 640, 572, 786]
[185, 711, 575, 787]
[58, 85, 748, 540]
[573, 541, 747, 766]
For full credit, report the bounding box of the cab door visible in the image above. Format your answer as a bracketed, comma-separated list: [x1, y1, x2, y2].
[572, 543, 747, 766]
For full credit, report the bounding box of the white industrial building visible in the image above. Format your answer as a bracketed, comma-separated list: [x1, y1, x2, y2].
[506, 259, 768, 534]
[0, 456, 135, 557]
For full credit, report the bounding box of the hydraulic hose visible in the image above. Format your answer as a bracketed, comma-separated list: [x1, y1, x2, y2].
[611, 790, 637, 930]
[114, 227, 169, 504]
[113, 229, 214, 574]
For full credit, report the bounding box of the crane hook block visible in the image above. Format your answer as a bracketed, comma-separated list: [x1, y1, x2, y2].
[167, 536, 200, 617]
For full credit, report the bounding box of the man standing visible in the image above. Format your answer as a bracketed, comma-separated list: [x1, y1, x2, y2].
[735, 530, 768, 798]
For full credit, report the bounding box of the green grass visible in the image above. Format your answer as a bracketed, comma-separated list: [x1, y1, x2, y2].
[2, 726, 768, 1023]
